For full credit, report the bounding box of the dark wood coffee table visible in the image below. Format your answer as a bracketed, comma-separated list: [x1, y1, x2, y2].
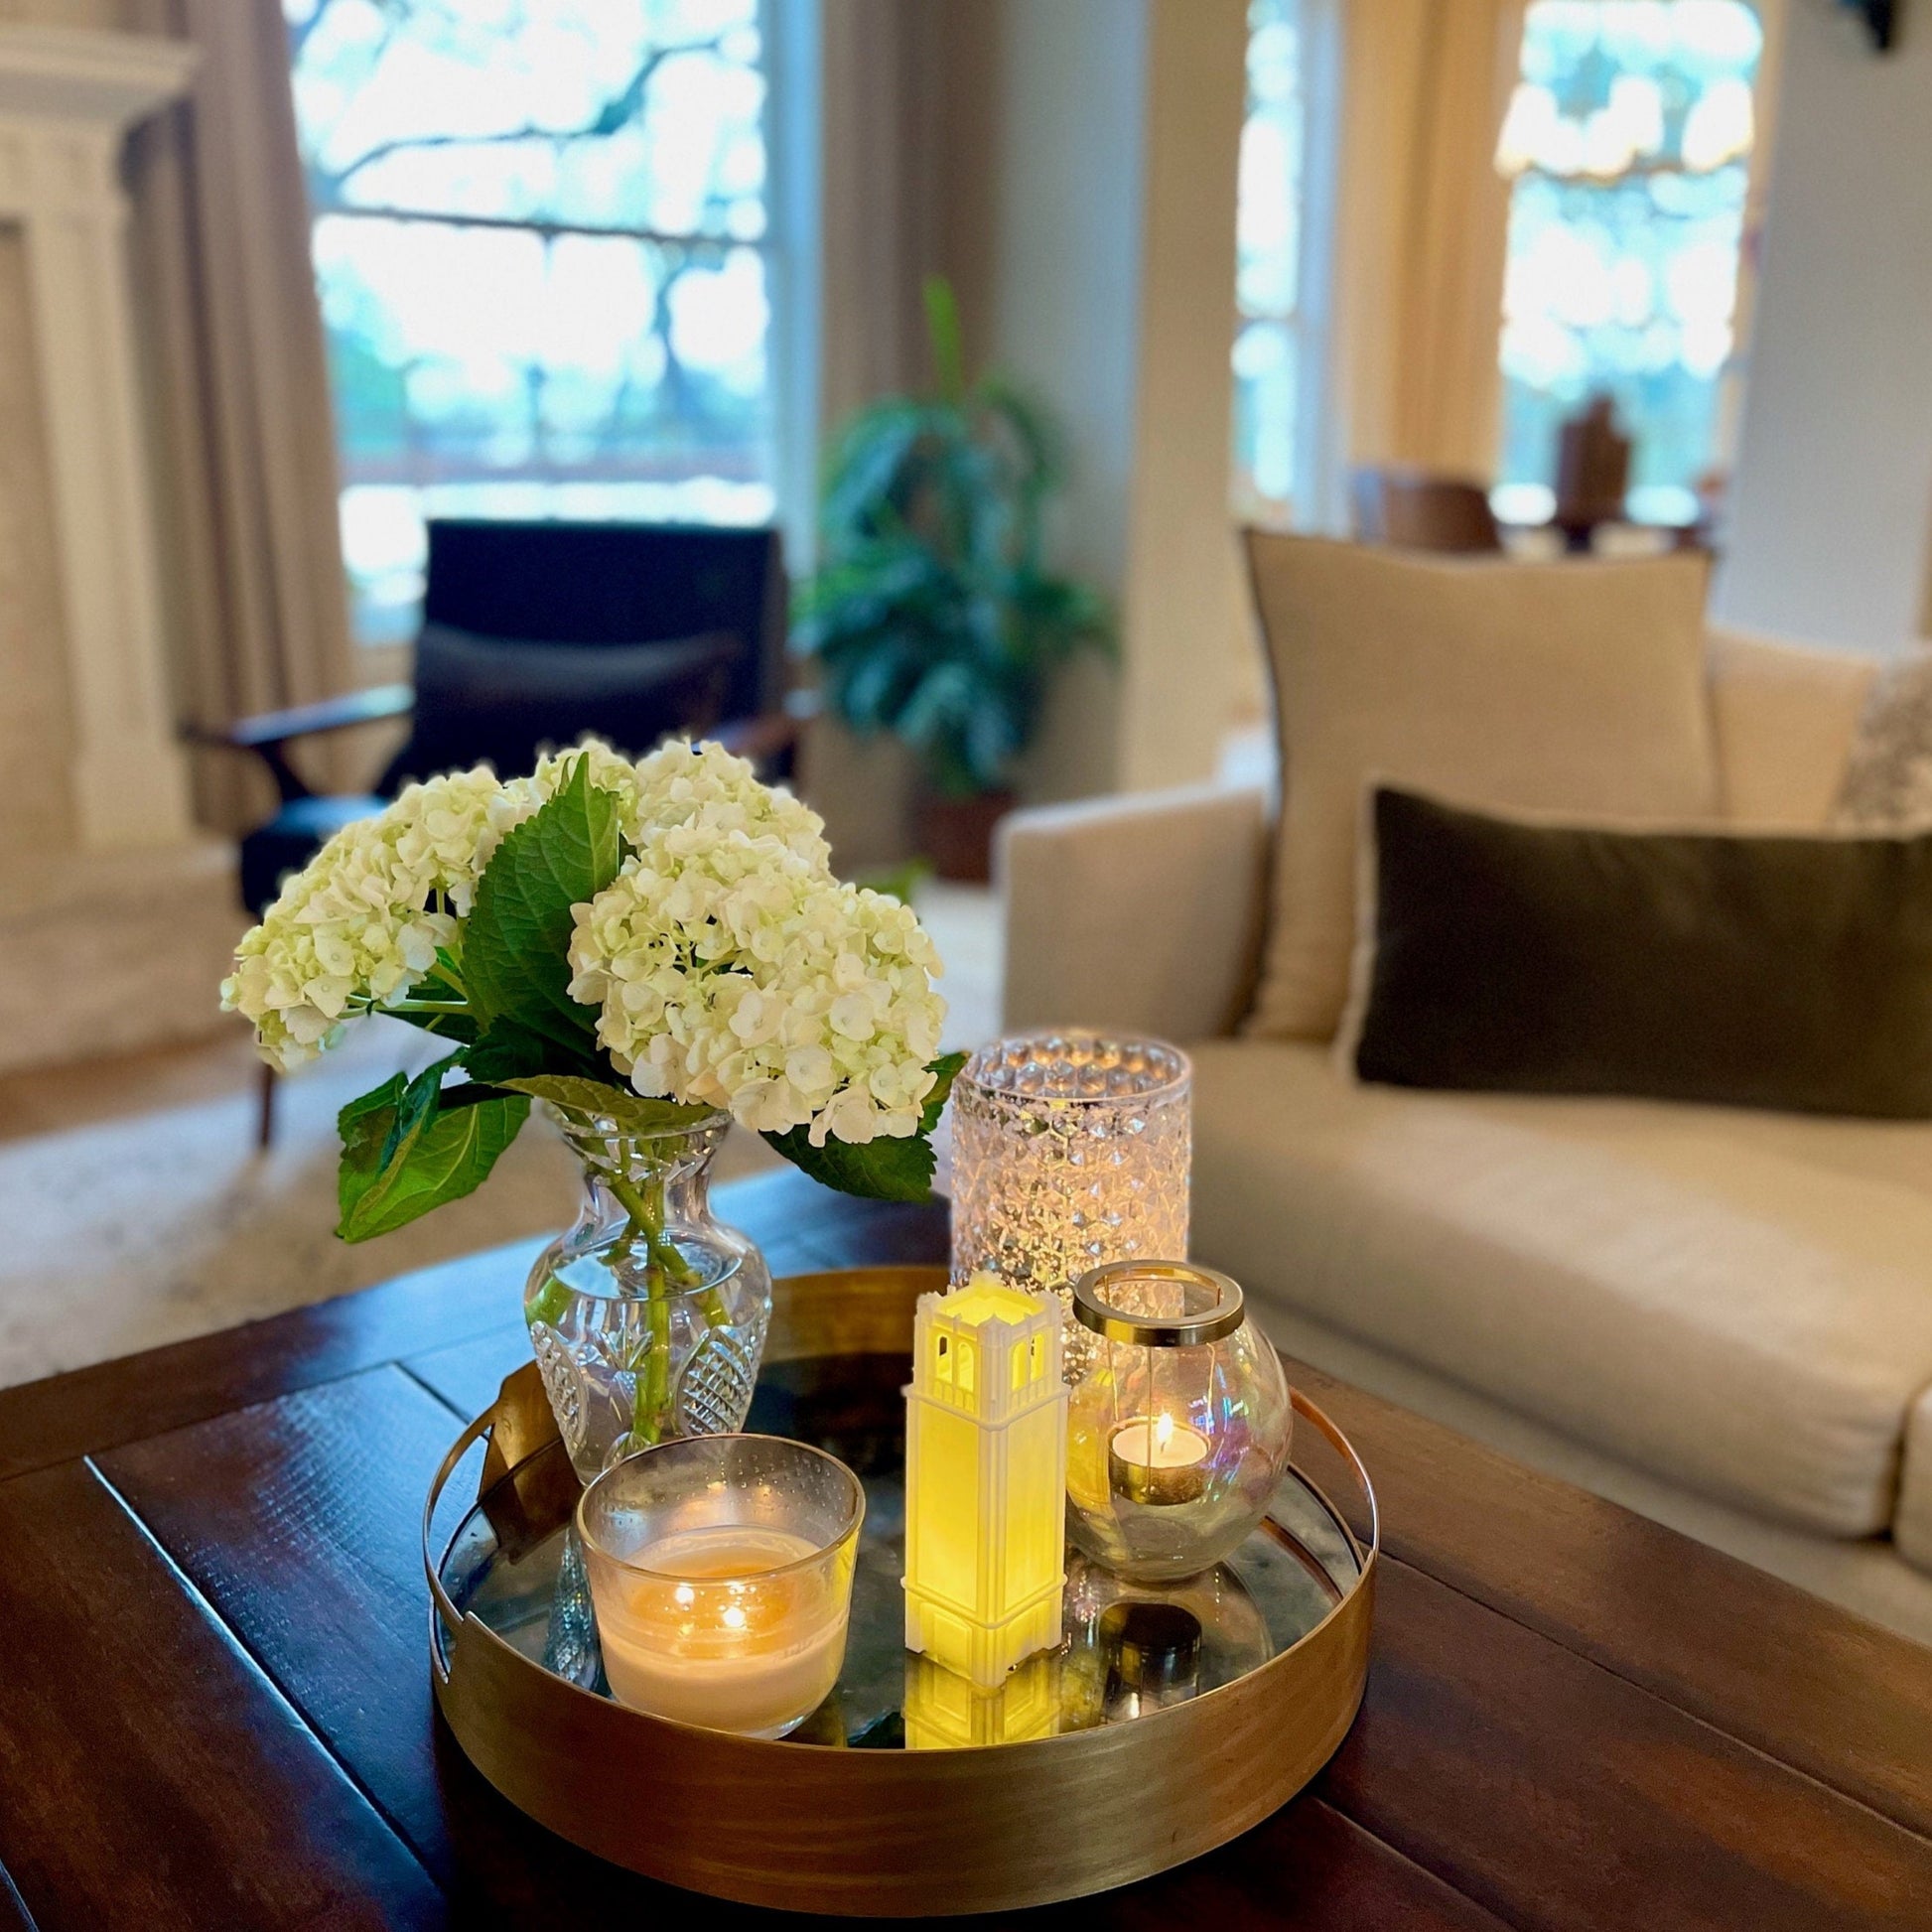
[2, 1167, 1929, 1930]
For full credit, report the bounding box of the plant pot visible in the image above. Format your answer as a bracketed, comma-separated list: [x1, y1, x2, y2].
[916, 789, 1016, 883]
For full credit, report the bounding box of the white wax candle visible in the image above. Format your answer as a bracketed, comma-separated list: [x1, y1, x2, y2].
[1109, 1413, 1211, 1506]
[594, 1524, 851, 1737]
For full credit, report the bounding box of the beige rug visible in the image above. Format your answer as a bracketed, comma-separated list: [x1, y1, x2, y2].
[0, 885, 999, 1388]
[0, 1017, 778, 1388]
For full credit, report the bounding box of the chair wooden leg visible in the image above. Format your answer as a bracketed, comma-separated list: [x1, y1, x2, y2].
[256, 1059, 277, 1151]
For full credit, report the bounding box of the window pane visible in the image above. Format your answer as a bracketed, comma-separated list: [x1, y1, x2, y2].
[316, 214, 773, 640]
[1496, 0, 1762, 515]
[286, 0, 766, 239]
[1232, 0, 1304, 522]
[285, 0, 777, 641]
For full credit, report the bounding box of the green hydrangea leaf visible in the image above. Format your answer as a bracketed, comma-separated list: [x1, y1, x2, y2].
[759, 1052, 968, 1204]
[462, 753, 619, 1055]
[336, 1060, 529, 1242]
[463, 1018, 603, 1086]
[493, 1075, 714, 1134]
[760, 1122, 938, 1203]
[919, 1050, 968, 1135]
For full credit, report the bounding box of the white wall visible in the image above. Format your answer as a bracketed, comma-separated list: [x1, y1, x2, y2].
[943, 0, 1249, 802]
[1718, 5, 1932, 652]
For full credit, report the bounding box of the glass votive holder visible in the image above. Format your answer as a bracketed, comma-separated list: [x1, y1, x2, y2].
[577, 1434, 864, 1739]
[949, 1034, 1191, 1376]
[1064, 1261, 1292, 1583]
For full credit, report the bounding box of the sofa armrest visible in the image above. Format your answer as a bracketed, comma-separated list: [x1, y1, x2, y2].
[1896, 1384, 1932, 1575]
[998, 783, 1271, 1042]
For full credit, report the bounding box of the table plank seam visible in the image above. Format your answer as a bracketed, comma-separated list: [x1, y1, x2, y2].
[83, 1454, 450, 1903]
[0, 1863, 37, 1932]
[1353, 1547, 1932, 1856]
[1307, 1797, 1525, 1929]
[394, 1357, 477, 1425]
[0, 1311, 530, 1487]
[1371, 1528, 1932, 1846]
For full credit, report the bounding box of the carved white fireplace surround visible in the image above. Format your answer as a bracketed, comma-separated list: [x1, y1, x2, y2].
[0, 26, 244, 1078]
[0, 24, 199, 854]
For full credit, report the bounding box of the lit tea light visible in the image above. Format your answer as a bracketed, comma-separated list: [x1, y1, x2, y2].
[593, 1523, 852, 1738]
[1108, 1412, 1210, 1506]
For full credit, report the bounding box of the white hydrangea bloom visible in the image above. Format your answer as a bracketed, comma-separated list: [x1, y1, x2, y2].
[505, 737, 646, 831]
[567, 836, 946, 1145]
[220, 765, 512, 1069]
[222, 737, 941, 1156]
[628, 738, 832, 872]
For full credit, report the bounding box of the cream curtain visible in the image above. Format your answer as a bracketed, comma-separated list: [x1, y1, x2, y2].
[816, 0, 944, 427]
[1327, 0, 1527, 482]
[128, 0, 355, 833]
[802, 0, 949, 864]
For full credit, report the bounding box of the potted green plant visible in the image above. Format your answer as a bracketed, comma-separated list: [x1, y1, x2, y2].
[794, 280, 1113, 881]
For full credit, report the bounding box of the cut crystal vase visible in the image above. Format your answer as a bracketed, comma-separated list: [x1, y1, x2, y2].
[523, 1108, 772, 1484]
[949, 1032, 1192, 1377]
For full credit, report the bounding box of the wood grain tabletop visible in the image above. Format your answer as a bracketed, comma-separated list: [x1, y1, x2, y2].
[1, 1166, 1928, 1929]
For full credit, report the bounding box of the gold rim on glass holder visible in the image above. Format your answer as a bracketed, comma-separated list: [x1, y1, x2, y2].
[1070, 1259, 1246, 1347]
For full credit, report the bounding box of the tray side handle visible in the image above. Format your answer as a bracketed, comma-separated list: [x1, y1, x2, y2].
[423, 1407, 497, 1687]
[1291, 1387, 1381, 1572]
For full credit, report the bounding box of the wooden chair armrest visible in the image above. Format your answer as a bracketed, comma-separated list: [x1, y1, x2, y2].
[184, 685, 413, 803]
[711, 690, 820, 773]
[186, 684, 415, 754]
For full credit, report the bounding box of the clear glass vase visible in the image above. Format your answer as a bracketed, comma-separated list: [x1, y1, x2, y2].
[524, 1109, 772, 1483]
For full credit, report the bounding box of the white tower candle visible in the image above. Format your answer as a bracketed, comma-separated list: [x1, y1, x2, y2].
[903, 1273, 1067, 1690]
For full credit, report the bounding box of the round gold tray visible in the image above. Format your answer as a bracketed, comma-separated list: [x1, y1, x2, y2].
[423, 1266, 1378, 1917]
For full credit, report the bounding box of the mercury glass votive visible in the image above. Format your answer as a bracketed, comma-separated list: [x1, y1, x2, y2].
[1064, 1262, 1293, 1582]
[577, 1435, 864, 1738]
[948, 1035, 1191, 1366]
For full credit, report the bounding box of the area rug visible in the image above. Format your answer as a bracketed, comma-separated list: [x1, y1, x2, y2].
[0, 1018, 776, 1389]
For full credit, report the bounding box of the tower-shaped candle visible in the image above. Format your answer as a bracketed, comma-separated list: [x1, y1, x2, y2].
[903, 1273, 1067, 1689]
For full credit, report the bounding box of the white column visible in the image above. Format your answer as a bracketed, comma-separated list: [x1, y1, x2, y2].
[0, 27, 200, 852]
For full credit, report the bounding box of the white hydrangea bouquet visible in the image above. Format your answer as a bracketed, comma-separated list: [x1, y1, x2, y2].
[221, 739, 961, 1242]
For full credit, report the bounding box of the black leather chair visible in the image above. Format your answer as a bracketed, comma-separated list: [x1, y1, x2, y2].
[199, 519, 806, 1143]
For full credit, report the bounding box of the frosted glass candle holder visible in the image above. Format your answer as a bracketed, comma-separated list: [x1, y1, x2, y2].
[578, 1435, 864, 1738]
[948, 1033, 1191, 1339]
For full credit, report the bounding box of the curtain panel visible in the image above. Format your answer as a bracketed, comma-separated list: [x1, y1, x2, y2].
[129, 0, 355, 835]
[1328, 0, 1527, 482]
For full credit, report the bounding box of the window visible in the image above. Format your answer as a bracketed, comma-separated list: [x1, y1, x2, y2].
[1494, 0, 1765, 526]
[285, 0, 780, 642]
[1231, 0, 1308, 525]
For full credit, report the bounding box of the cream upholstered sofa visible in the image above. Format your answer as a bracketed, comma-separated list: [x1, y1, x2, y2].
[1000, 627, 1932, 1645]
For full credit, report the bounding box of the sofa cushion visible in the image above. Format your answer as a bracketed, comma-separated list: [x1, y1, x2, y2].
[1707, 625, 1876, 829]
[1344, 785, 1932, 1120]
[1242, 535, 1717, 1040]
[1189, 1038, 1932, 1538]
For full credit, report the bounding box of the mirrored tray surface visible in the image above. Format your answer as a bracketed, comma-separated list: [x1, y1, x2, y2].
[436, 1350, 1365, 1749]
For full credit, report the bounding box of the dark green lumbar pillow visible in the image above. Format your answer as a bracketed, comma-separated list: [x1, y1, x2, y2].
[1346, 785, 1932, 1119]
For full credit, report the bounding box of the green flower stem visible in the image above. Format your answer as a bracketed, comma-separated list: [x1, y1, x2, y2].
[605, 1158, 733, 1444]
[636, 1293, 670, 1447]
[604, 1169, 701, 1293]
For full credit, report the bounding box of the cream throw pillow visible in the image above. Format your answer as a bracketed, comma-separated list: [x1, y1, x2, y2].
[1243, 534, 1718, 1040]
